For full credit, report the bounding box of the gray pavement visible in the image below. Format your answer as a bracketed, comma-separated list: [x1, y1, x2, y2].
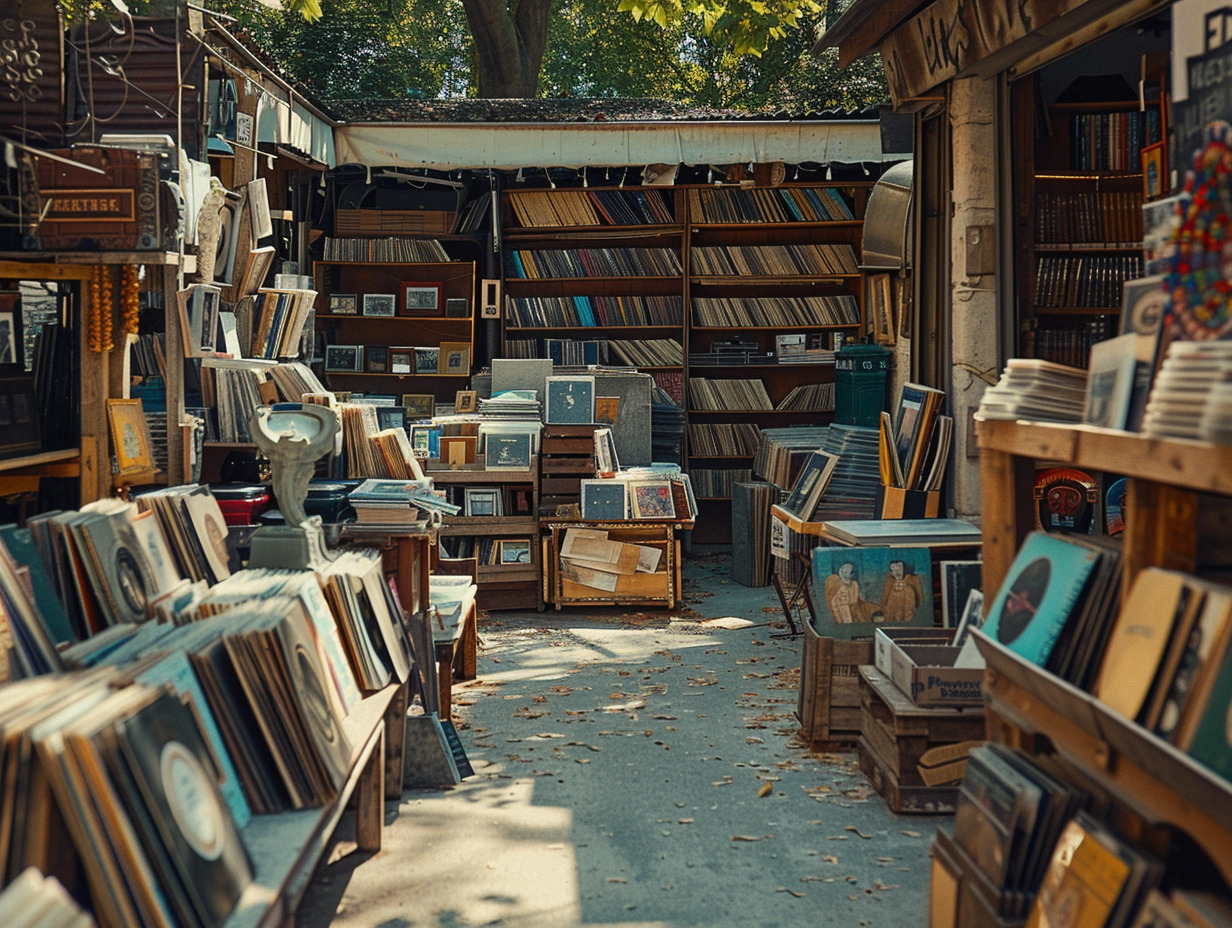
[296, 548, 944, 927]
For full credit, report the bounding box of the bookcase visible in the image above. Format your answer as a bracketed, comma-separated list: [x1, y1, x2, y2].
[1011, 70, 1164, 367]
[425, 456, 541, 611]
[312, 250, 476, 407]
[498, 182, 871, 543]
[946, 418, 1232, 919]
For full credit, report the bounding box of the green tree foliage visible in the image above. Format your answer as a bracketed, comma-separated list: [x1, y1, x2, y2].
[207, 0, 885, 109]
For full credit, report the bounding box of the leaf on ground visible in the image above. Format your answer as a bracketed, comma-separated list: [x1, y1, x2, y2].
[567, 741, 602, 751]
[776, 888, 805, 898]
[534, 732, 565, 739]
[877, 857, 896, 863]
[901, 830, 921, 838]
[731, 835, 769, 842]
[532, 695, 547, 703]
[846, 826, 873, 839]
[747, 736, 766, 744]
[822, 855, 839, 864]
[678, 818, 694, 824]
[712, 776, 733, 786]
[757, 782, 773, 798]
[651, 714, 678, 720]
[605, 877, 627, 884]
[874, 880, 899, 891]
[699, 616, 755, 629]
[574, 758, 591, 764]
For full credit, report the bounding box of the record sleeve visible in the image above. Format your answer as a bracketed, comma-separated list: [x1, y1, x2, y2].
[112, 689, 253, 928]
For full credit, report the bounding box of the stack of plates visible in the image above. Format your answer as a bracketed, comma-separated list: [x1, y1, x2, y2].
[1143, 340, 1232, 440]
[977, 359, 1089, 423]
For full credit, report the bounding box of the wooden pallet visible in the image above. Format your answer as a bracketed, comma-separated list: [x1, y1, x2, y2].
[539, 424, 596, 515]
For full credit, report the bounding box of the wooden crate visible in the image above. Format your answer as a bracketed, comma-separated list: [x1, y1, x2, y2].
[540, 424, 596, 515]
[857, 665, 985, 813]
[796, 619, 873, 745]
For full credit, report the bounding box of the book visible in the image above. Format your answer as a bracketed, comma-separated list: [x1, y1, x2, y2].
[1084, 333, 1139, 429]
[779, 450, 839, 521]
[981, 531, 1101, 668]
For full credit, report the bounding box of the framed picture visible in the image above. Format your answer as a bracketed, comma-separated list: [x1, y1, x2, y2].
[545, 375, 596, 425]
[869, 272, 895, 346]
[0, 311, 19, 367]
[445, 297, 470, 318]
[439, 341, 471, 375]
[325, 344, 362, 371]
[328, 293, 358, 315]
[401, 282, 442, 316]
[414, 347, 439, 374]
[106, 398, 154, 474]
[389, 347, 414, 374]
[455, 390, 478, 413]
[595, 396, 620, 425]
[810, 546, 934, 641]
[499, 539, 532, 564]
[365, 345, 389, 373]
[593, 427, 619, 477]
[409, 425, 439, 456]
[486, 432, 532, 470]
[440, 434, 478, 465]
[375, 406, 407, 432]
[363, 293, 397, 317]
[400, 394, 435, 419]
[1141, 141, 1166, 200]
[628, 480, 676, 519]
[580, 479, 627, 520]
[464, 486, 500, 516]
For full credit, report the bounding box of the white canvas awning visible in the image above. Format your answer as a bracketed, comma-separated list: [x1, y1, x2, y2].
[332, 119, 901, 170]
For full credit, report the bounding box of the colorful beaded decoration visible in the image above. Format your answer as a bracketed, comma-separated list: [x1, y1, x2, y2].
[1167, 119, 1232, 340]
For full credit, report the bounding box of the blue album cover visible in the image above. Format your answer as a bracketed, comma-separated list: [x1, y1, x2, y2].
[580, 479, 627, 520]
[981, 531, 1100, 667]
[810, 546, 934, 641]
[545, 376, 595, 424]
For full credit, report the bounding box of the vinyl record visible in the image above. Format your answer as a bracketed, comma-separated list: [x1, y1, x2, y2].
[114, 689, 253, 928]
[1033, 468, 1097, 535]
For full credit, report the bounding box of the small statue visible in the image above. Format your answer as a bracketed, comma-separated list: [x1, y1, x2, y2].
[195, 177, 228, 284]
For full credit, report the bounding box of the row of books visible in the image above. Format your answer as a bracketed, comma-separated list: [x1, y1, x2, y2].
[339, 403, 427, 479]
[686, 185, 854, 224]
[687, 422, 762, 456]
[1031, 315, 1118, 369]
[506, 247, 683, 279]
[691, 294, 860, 327]
[507, 188, 674, 227]
[321, 236, 451, 262]
[1067, 108, 1162, 173]
[776, 382, 836, 411]
[504, 337, 605, 366]
[688, 467, 752, 499]
[199, 360, 328, 443]
[690, 242, 859, 277]
[1034, 254, 1144, 308]
[1034, 189, 1144, 245]
[505, 294, 684, 328]
[606, 339, 683, 367]
[687, 377, 774, 411]
[250, 287, 316, 360]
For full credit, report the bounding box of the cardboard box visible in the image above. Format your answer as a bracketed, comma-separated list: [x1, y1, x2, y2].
[874, 627, 985, 708]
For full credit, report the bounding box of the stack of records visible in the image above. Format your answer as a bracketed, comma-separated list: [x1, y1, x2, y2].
[814, 424, 881, 521]
[731, 481, 775, 587]
[1143, 340, 1232, 440]
[479, 389, 542, 420]
[650, 386, 686, 464]
[348, 478, 431, 526]
[752, 426, 829, 489]
[977, 359, 1088, 423]
[1200, 381, 1232, 444]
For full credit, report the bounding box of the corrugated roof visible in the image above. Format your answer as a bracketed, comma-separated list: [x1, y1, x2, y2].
[323, 97, 879, 125]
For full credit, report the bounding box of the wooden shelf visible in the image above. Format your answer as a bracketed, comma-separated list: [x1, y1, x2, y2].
[0, 448, 80, 473]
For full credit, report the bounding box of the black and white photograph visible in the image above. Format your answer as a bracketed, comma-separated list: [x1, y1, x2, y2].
[325, 344, 362, 371]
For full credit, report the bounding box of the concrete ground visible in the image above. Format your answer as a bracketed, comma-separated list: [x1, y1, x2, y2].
[296, 548, 946, 928]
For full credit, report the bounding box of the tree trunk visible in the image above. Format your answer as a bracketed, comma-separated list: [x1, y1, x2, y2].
[461, 0, 553, 97]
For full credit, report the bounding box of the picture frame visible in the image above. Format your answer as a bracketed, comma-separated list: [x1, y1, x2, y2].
[594, 396, 620, 425]
[324, 344, 362, 371]
[464, 486, 500, 516]
[593, 427, 619, 477]
[365, 345, 389, 373]
[545, 375, 596, 425]
[439, 341, 471, 375]
[375, 406, 407, 432]
[486, 432, 532, 470]
[401, 282, 442, 316]
[440, 434, 478, 465]
[810, 546, 934, 641]
[499, 539, 532, 565]
[400, 394, 436, 419]
[363, 293, 397, 317]
[1141, 141, 1166, 200]
[414, 347, 439, 374]
[445, 297, 470, 318]
[389, 347, 414, 374]
[580, 478, 627, 520]
[409, 424, 439, 457]
[246, 176, 274, 240]
[455, 390, 478, 413]
[0, 310, 19, 367]
[106, 398, 154, 474]
[627, 479, 676, 519]
[1083, 332, 1138, 430]
[329, 292, 358, 315]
